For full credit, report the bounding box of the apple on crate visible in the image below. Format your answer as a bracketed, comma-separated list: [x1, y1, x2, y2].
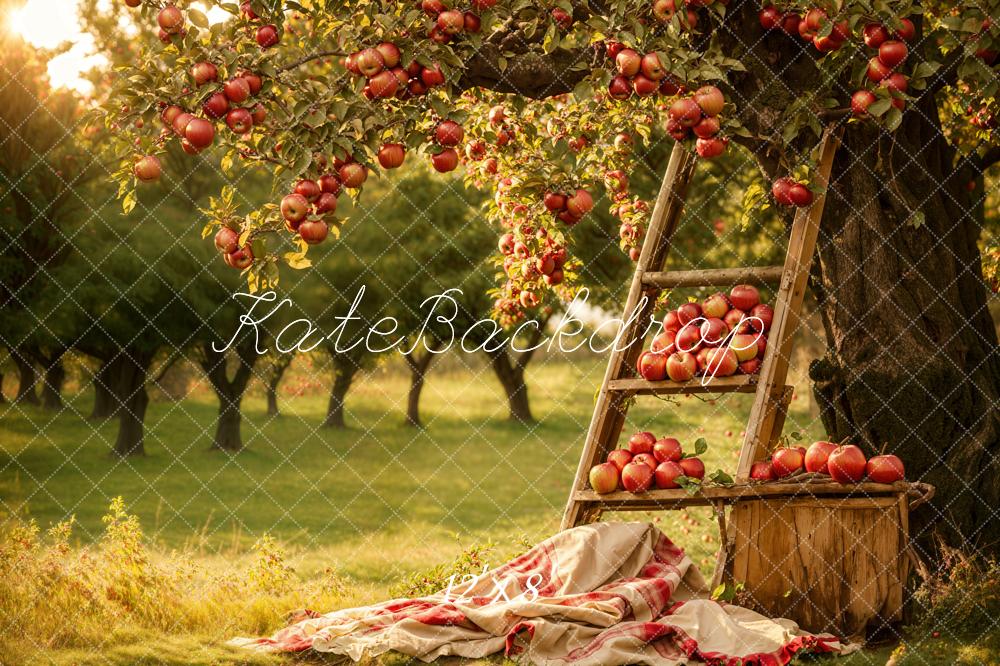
[749, 461, 775, 481]
[867, 454, 905, 483]
[666, 351, 697, 381]
[628, 431, 656, 455]
[679, 457, 705, 480]
[828, 444, 867, 483]
[771, 446, 804, 477]
[607, 449, 633, 471]
[637, 351, 668, 381]
[653, 437, 682, 462]
[804, 440, 837, 473]
[589, 462, 619, 494]
[632, 453, 658, 469]
[622, 461, 654, 493]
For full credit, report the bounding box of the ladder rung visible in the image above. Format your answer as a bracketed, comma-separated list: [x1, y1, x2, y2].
[641, 266, 785, 289]
[607, 375, 758, 395]
[572, 481, 905, 507]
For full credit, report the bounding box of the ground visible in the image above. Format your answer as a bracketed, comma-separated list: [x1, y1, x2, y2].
[0, 356, 994, 664]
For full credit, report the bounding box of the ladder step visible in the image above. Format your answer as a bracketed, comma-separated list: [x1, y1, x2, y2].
[607, 375, 759, 395]
[572, 481, 904, 508]
[641, 266, 784, 289]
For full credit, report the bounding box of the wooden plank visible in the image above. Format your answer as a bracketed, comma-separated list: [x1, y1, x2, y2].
[642, 265, 784, 289]
[607, 375, 758, 395]
[573, 480, 905, 505]
[560, 143, 697, 530]
[736, 129, 842, 480]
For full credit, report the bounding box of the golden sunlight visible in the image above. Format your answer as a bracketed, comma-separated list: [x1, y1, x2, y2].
[8, 0, 104, 93]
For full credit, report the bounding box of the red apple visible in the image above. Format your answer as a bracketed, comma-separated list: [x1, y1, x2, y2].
[172, 112, 194, 136]
[377, 143, 406, 169]
[704, 348, 738, 378]
[669, 97, 702, 128]
[699, 318, 729, 346]
[729, 284, 760, 311]
[421, 64, 445, 87]
[788, 183, 814, 207]
[696, 138, 727, 159]
[739, 358, 761, 374]
[693, 85, 724, 117]
[749, 461, 774, 481]
[566, 189, 594, 217]
[654, 461, 684, 489]
[319, 174, 342, 196]
[339, 162, 368, 188]
[184, 117, 215, 149]
[676, 302, 702, 325]
[866, 454, 905, 483]
[298, 219, 329, 245]
[863, 23, 889, 48]
[771, 447, 804, 478]
[355, 48, 385, 77]
[202, 92, 229, 119]
[653, 437, 682, 463]
[878, 40, 908, 68]
[551, 7, 572, 28]
[772, 177, 795, 205]
[589, 462, 620, 494]
[675, 323, 702, 353]
[632, 74, 659, 97]
[724, 308, 752, 334]
[437, 9, 465, 34]
[368, 70, 399, 98]
[827, 444, 867, 483]
[544, 191, 567, 212]
[640, 52, 665, 80]
[280, 193, 310, 224]
[157, 5, 183, 33]
[804, 440, 837, 474]
[622, 461, 654, 493]
[616, 48, 641, 76]
[692, 116, 721, 139]
[632, 453, 658, 469]
[679, 457, 705, 480]
[464, 11, 482, 32]
[666, 351, 697, 382]
[256, 24, 279, 48]
[608, 75, 633, 100]
[435, 120, 465, 146]
[759, 5, 781, 30]
[191, 61, 217, 86]
[662, 310, 682, 333]
[881, 72, 908, 94]
[731, 333, 760, 362]
[650, 330, 676, 354]
[867, 56, 893, 82]
[628, 431, 656, 455]
[239, 70, 262, 94]
[226, 108, 253, 134]
[294, 179, 321, 202]
[895, 17, 915, 42]
[224, 77, 251, 103]
[225, 245, 253, 269]
[431, 147, 459, 173]
[750, 303, 773, 332]
[607, 449, 633, 471]
[702, 292, 729, 319]
[375, 42, 401, 68]
[637, 350, 668, 381]
[314, 192, 337, 214]
[214, 226, 238, 253]
[161, 105, 183, 127]
[133, 155, 161, 182]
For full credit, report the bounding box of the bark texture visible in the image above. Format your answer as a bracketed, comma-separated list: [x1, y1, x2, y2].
[323, 348, 365, 429]
[265, 353, 293, 417]
[90, 360, 116, 419]
[110, 350, 155, 457]
[12, 347, 39, 406]
[486, 319, 548, 423]
[38, 350, 66, 411]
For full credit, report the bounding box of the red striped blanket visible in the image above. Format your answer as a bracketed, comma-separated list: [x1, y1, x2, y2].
[231, 522, 852, 664]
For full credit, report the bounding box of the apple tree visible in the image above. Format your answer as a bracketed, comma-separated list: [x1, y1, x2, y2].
[105, 0, 999, 555]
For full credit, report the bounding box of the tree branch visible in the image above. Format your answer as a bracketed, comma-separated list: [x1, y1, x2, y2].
[279, 50, 346, 73]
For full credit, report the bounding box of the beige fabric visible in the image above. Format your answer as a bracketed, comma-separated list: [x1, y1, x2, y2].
[232, 522, 852, 664]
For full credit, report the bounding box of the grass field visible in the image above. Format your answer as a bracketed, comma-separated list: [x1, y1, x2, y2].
[0, 356, 993, 664]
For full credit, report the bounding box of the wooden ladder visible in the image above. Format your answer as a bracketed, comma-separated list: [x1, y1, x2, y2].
[560, 129, 842, 564]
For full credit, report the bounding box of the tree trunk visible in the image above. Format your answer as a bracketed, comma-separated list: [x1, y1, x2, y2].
[324, 356, 359, 429]
[112, 351, 154, 457]
[265, 354, 292, 417]
[90, 360, 116, 419]
[403, 339, 442, 428]
[0, 372, 5, 403]
[39, 354, 66, 411]
[806, 106, 1000, 557]
[488, 349, 534, 423]
[12, 348, 39, 406]
[201, 340, 258, 452]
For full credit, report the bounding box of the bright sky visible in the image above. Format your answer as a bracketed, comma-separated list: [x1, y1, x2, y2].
[6, 0, 228, 93]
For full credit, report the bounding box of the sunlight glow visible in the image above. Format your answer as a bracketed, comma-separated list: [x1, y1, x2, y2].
[8, 0, 106, 94]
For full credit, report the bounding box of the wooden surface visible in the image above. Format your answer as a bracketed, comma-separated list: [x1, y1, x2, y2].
[735, 129, 842, 480]
[606, 375, 759, 394]
[642, 265, 784, 288]
[729, 496, 908, 636]
[560, 143, 697, 530]
[573, 480, 908, 505]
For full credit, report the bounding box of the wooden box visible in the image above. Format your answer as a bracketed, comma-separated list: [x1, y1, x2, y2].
[728, 492, 910, 638]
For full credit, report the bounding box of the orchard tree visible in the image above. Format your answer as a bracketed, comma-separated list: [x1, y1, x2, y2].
[106, 0, 998, 554]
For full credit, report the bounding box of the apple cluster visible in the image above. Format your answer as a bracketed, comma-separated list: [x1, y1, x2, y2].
[771, 177, 814, 208]
[278, 173, 347, 246]
[665, 86, 728, 159]
[429, 120, 464, 173]
[758, 6, 854, 53]
[606, 46, 680, 101]
[589, 432, 707, 495]
[542, 188, 594, 226]
[497, 230, 568, 310]
[345, 43, 445, 101]
[637, 284, 773, 383]
[419, 0, 488, 43]
[213, 226, 254, 271]
[851, 21, 915, 116]
[750, 441, 906, 485]
[148, 64, 266, 166]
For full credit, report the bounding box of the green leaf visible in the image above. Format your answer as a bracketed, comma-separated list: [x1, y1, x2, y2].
[909, 210, 926, 228]
[867, 97, 893, 117]
[675, 475, 701, 495]
[885, 107, 903, 131]
[188, 8, 209, 28]
[708, 469, 734, 486]
[122, 189, 137, 215]
[693, 437, 708, 456]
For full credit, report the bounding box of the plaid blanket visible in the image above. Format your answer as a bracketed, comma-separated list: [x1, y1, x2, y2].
[231, 522, 852, 664]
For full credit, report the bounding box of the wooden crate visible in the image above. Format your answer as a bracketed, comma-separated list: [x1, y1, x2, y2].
[727, 492, 910, 637]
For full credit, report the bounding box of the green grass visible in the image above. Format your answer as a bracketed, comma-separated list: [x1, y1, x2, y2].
[0, 357, 991, 664]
